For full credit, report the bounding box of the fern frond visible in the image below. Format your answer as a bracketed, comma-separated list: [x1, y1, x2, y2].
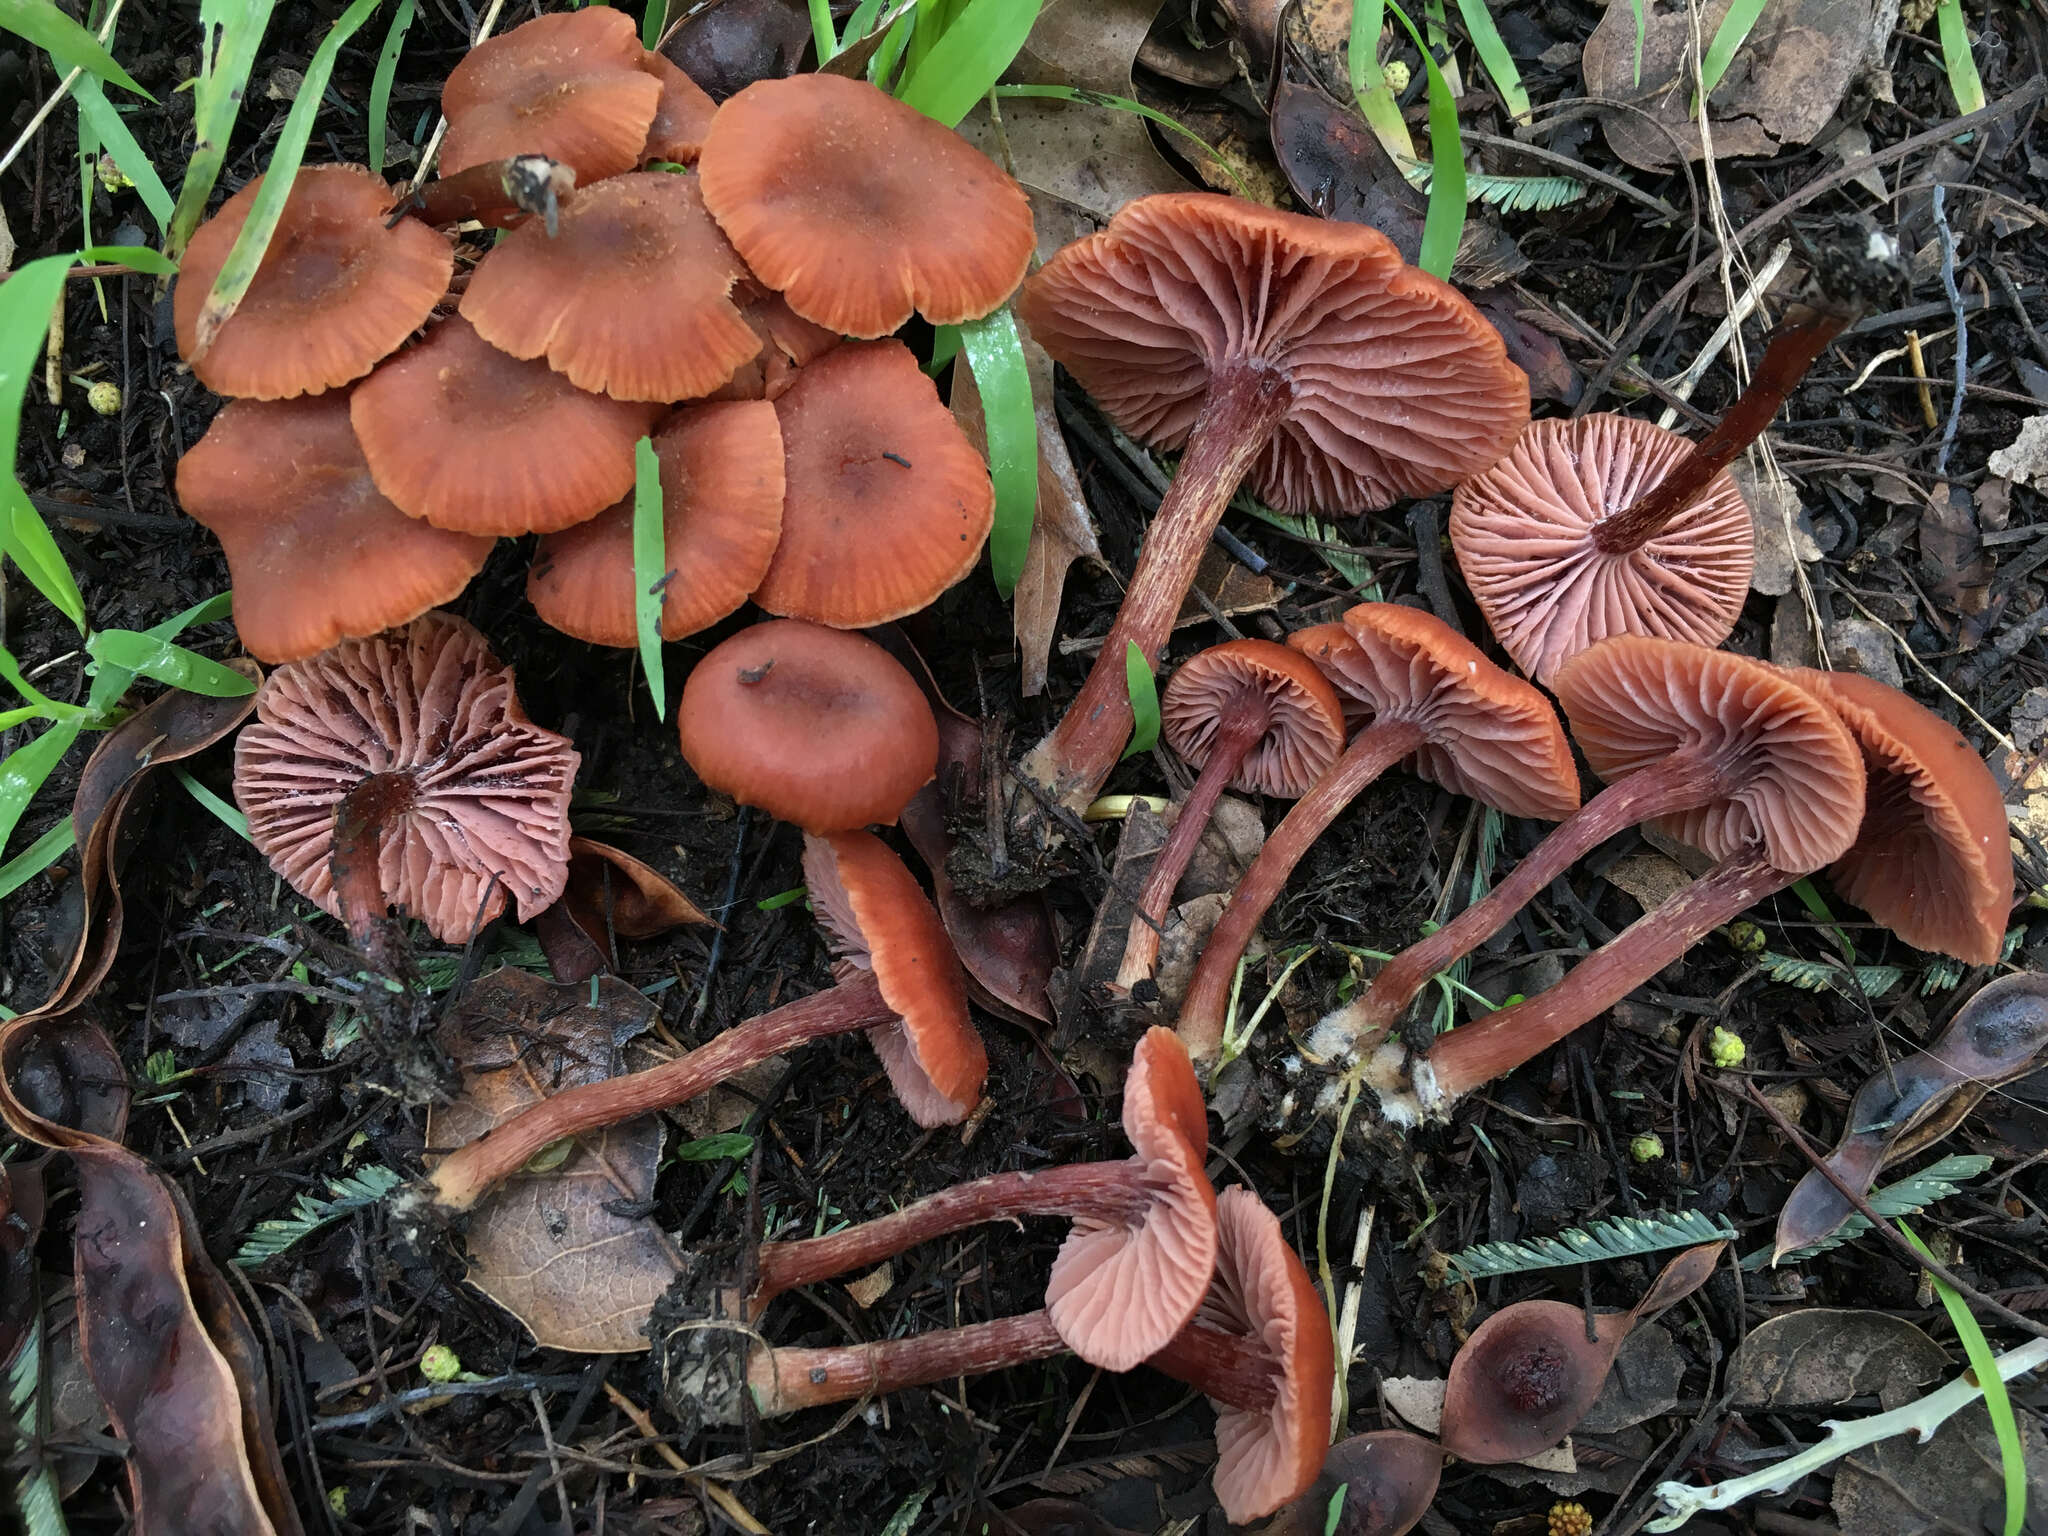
[235, 1164, 404, 1267]
[9, 1327, 69, 1536]
[1741, 1153, 1994, 1270]
[1759, 951, 1901, 998]
[1402, 160, 1588, 211]
[1446, 1208, 1736, 1283]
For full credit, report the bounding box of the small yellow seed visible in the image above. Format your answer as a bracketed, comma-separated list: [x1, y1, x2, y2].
[1549, 1500, 1594, 1536]
[87, 381, 122, 416]
[1630, 1133, 1665, 1163]
[1383, 60, 1412, 92]
[1708, 1025, 1746, 1069]
[420, 1344, 461, 1383]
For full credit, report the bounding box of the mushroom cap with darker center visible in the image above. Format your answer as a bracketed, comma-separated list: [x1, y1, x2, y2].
[801, 830, 986, 1126]
[460, 171, 759, 402]
[440, 6, 662, 181]
[640, 49, 715, 165]
[173, 165, 452, 401]
[232, 612, 579, 943]
[752, 341, 994, 628]
[1791, 668, 2012, 962]
[1288, 605, 1581, 821]
[1555, 637, 1866, 871]
[676, 620, 939, 831]
[1017, 193, 1529, 515]
[1450, 415, 1755, 684]
[350, 317, 660, 536]
[528, 399, 784, 646]
[1440, 1300, 1614, 1464]
[1044, 1027, 1220, 1373]
[1162, 640, 1348, 797]
[697, 73, 1034, 338]
[175, 393, 493, 663]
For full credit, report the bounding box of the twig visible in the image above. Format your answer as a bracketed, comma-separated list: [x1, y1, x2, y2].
[0, 0, 128, 183]
[1931, 185, 1968, 474]
[1405, 502, 1461, 632]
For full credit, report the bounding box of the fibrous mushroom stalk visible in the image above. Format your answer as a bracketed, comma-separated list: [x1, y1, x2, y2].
[741, 1310, 1068, 1420]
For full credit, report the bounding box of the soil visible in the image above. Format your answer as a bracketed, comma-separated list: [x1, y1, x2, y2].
[5, 1, 2048, 1533]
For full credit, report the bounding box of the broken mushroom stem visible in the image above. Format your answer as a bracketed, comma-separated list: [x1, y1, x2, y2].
[423, 970, 900, 1213]
[1019, 365, 1294, 813]
[397, 154, 575, 233]
[1592, 298, 1858, 555]
[743, 1309, 1067, 1419]
[329, 770, 420, 976]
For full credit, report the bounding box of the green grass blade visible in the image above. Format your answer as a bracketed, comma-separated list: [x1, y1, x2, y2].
[631, 436, 668, 722]
[1697, 0, 1768, 101]
[807, 0, 838, 61]
[1385, 0, 1463, 280]
[85, 629, 256, 696]
[0, 817, 76, 901]
[1935, 0, 1985, 113]
[167, 0, 280, 261]
[1348, 0, 1416, 159]
[173, 765, 251, 841]
[149, 591, 236, 639]
[0, 254, 89, 631]
[893, 0, 1045, 126]
[77, 242, 175, 274]
[1901, 1220, 2025, 1536]
[642, 0, 667, 48]
[0, 717, 84, 855]
[955, 306, 1037, 597]
[990, 84, 1254, 197]
[1121, 642, 1159, 761]
[187, 0, 383, 357]
[367, 0, 417, 179]
[0, 0, 153, 97]
[868, 7, 916, 87]
[75, 79, 173, 237]
[1628, 0, 1644, 84]
[1451, 0, 1529, 120]
[841, 0, 890, 47]
[2, 481, 87, 633]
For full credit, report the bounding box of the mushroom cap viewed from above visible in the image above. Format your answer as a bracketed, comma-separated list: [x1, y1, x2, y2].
[1017, 193, 1529, 515]
[677, 620, 939, 832]
[459, 171, 759, 402]
[1044, 1027, 1220, 1373]
[1555, 638, 1866, 872]
[1162, 640, 1349, 798]
[640, 49, 716, 165]
[802, 830, 986, 1127]
[173, 165, 452, 401]
[528, 399, 784, 647]
[1791, 668, 2013, 963]
[349, 317, 659, 536]
[233, 613, 579, 944]
[1450, 414, 1755, 684]
[175, 393, 493, 663]
[696, 72, 1035, 338]
[439, 6, 663, 181]
[752, 341, 994, 628]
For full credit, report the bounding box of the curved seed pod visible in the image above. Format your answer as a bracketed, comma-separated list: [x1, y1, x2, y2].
[1257, 1431, 1444, 1536]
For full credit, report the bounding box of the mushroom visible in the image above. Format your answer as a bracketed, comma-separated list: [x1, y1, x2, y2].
[1789, 668, 2013, 963]
[1440, 1242, 1723, 1463]
[232, 612, 578, 945]
[742, 1027, 1218, 1370]
[349, 317, 660, 536]
[422, 829, 986, 1213]
[175, 393, 493, 663]
[439, 6, 663, 181]
[1117, 640, 1347, 988]
[1176, 605, 1578, 1067]
[696, 72, 1034, 338]
[527, 399, 784, 646]
[1013, 194, 1529, 815]
[1363, 638, 1866, 1125]
[676, 619, 939, 831]
[1451, 299, 1857, 684]
[1311, 643, 1891, 1070]
[639, 49, 716, 165]
[750, 340, 995, 628]
[173, 165, 452, 400]
[1260, 1432, 1444, 1536]
[459, 171, 760, 403]
[714, 286, 840, 402]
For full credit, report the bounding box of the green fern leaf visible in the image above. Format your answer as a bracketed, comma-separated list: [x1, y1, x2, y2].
[1401, 160, 1588, 212]
[8, 1328, 69, 1536]
[1446, 1208, 1736, 1283]
[1741, 1153, 1993, 1269]
[1760, 952, 1900, 999]
[235, 1164, 404, 1267]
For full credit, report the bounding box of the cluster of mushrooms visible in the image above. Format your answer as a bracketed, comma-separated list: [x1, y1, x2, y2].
[165, 5, 2018, 1525]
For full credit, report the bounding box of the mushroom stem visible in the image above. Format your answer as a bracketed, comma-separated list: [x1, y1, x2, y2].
[399, 154, 575, 231]
[744, 1310, 1067, 1418]
[1147, 1320, 1279, 1410]
[1312, 746, 1733, 1064]
[329, 771, 419, 973]
[1369, 845, 1793, 1121]
[1019, 365, 1295, 815]
[424, 971, 900, 1212]
[1118, 707, 1271, 987]
[1591, 300, 1856, 555]
[1178, 719, 1430, 1066]
[751, 1159, 1158, 1310]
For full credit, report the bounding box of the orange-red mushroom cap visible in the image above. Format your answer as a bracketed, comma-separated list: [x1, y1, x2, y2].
[803, 830, 986, 1126]
[1792, 668, 2012, 962]
[528, 400, 784, 647]
[1163, 640, 1348, 797]
[697, 73, 1034, 338]
[1556, 638, 1866, 871]
[1450, 415, 1754, 685]
[350, 317, 659, 536]
[440, 6, 662, 181]
[176, 393, 493, 663]
[640, 49, 716, 165]
[677, 620, 939, 832]
[173, 165, 452, 401]
[1018, 194, 1529, 515]
[752, 341, 993, 628]
[1045, 1027, 1220, 1372]
[459, 171, 759, 402]
[1289, 605, 1581, 821]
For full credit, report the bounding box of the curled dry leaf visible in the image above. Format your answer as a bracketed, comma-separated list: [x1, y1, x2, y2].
[538, 836, 716, 984]
[428, 966, 685, 1352]
[1257, 1431, 1443, 1536]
